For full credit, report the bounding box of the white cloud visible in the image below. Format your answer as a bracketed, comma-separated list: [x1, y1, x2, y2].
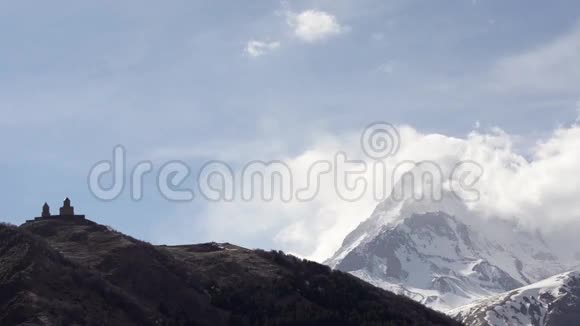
[164, 122, 580, 263]
[492, 23, 580, 94]
[287, 10, 344, 43]
[245, 40, 280, 57]
[148, 108, 580, 262]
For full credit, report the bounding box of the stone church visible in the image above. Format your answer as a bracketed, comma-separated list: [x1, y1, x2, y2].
[32, 198, 86, 221]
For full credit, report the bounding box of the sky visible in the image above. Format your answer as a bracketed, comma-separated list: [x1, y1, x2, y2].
[1, 0, 580, 262]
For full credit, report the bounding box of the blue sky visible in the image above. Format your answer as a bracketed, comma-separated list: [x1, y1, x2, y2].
[2, 1, 580, 259]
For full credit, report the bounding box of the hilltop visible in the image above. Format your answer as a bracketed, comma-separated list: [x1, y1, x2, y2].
[0, 203, 460, 326]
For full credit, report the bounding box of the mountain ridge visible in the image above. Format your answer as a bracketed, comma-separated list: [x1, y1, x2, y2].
[449, 271, 580, 325]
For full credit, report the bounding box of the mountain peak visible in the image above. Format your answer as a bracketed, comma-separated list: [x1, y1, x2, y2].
[327, 192, 571, 311]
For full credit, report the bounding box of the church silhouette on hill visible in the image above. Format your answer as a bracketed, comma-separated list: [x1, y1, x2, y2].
[32, 198, 86, 221]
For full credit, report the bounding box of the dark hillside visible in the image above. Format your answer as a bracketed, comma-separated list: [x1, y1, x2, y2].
[0, 217, 466, 326]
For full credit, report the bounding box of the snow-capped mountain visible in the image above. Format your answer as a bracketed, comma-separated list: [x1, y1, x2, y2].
[326, 191, 570, 311]
[449, 271, 580, 326]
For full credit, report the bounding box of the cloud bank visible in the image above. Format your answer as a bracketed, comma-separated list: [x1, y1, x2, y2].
[169, 121, 580, 263]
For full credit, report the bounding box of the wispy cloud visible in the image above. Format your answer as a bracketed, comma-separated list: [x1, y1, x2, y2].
[377, 62, 394, 74]
[492, 23, 580, 94]
[371, 32, 385, 41]
[245, 40, 281, 57]
[287, 10, 344, 43]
